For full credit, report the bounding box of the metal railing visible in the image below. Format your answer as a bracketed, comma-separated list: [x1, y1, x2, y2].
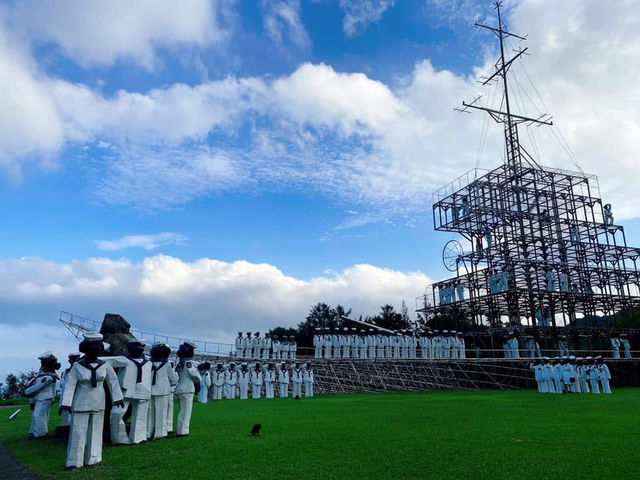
[58, 311, 233, 357]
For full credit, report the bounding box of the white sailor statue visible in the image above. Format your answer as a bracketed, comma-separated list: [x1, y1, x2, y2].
[244, 332, 253, 358]
[278, 362, 290, 398]
[603, 203, 614, 225]
[313, 328, 322, 359]
[58, 352, 81, 429]
[272, 335, 281, 360]
[212, 363, 225, 400]
[596, 356, 612, 394]
[235, 332, 244, 358]
[106, 337, 153, 445]
[197, 362, 212, 403]
[251, 362, 263, 399]
[25, 351, 60, 438]
[291, 362, 303, 398]
[238, 363, 250, 400]
[224, 363, 238, 399]
[264, 362, 276, 399]
[174, 342, 200, 436]
[588, 357, 600, 394]
[60, 332, 124, 470]
[303, 362, 314, 397]
[148, 341, 178, 440]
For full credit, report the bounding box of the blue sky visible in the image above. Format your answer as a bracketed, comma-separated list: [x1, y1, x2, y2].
[1, 0, 479, 279]
[2, 0, 640, 374]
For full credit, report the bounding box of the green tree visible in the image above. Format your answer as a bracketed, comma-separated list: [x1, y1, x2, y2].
[366, 304, 411, 331]
[294, 303, 352, 347]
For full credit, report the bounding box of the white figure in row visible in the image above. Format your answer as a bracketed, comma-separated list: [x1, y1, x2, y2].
[235, 331, 297, 360]
[313, 328, 466, 360]
[196, 361, 314, 400]
[533, 356, 611, 394]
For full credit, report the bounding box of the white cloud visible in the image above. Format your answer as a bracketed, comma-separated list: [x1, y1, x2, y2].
[10, 0, 228, 68]
[338, 0, 395, 36]
[0, 255, 431, 375]
[0, 22, 64, 182]
[94, 232, 187, 251]
[260, 0, 310, 49]
[2, 0, 640, 223]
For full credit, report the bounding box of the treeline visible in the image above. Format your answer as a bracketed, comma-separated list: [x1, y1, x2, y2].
[270, 301, 415, 348]
[0, 371, 38, 400]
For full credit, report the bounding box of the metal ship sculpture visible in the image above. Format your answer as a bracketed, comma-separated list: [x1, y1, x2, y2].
[417, 2, 640, 328]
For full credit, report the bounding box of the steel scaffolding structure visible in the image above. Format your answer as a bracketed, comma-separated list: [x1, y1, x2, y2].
[416, 2, 640, 327]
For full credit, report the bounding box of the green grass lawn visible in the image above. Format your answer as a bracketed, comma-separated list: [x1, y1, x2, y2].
[1, 389, 638, 480]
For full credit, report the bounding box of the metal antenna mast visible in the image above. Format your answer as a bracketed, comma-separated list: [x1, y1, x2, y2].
[457, 1, 552, 171]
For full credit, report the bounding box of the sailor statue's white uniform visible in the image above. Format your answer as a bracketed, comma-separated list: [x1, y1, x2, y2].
[243, 334, 252, 358]
[530, 363, 544, 393]
[25, 368, 58, 438]
[541, 362, 555, 393]
[272, 338, 281, 360]
[264, 367, 276, 398]
[105, 353, 152, 445]
[578, 364, 590, 393]
[610, 338, 621, 359]
[588, 363, 600, 393]
[323, 334, 331, 359]
[58, 353, 81, 428]
[303, 367, 314, 397]
[148, 356, 178, 439]
[238, 367, 250, 399]
[332, 333, 341, 359]
[212, 368, 225, 400]
[278, 365, 290, 397]
[61, 346, 124, 469]
[376, 335, 385, 358]
[174, 358, 200, 436]
[597, 362, 612, 394]
[291, 366, 303, 397]
[224, 367, 238, 399]
[235, 335, 244, 358]
[262, 336, 272, 360]
[342, 332, 350, 358]
[198, 370, 211, 403]
[313, 333, 321, 359]
[251, 367, 263, 399]
[552, 363, 564, 394]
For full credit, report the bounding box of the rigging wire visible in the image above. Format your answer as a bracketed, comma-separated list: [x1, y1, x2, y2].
[516, 54, 585, 175]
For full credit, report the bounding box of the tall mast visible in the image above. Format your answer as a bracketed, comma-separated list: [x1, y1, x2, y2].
[456, 1, 552, 171]
[495, 2, 518, 170]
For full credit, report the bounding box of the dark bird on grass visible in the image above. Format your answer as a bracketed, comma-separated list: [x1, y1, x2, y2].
[251, 424, 262, 436]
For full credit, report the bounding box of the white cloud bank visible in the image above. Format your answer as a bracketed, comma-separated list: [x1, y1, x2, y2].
[94, 232, 187, 251]
[0, 255, 430, 375]
[10, 0, 228, 68]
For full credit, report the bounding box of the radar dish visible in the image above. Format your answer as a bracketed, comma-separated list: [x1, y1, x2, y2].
[443, 240, 464, 272]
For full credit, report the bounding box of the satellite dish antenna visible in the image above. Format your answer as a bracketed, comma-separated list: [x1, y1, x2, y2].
[442, 240, 464, 272]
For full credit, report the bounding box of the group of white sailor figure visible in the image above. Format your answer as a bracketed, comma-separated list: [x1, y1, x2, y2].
[234, 331, 297, 360]
[530, 356, 612, 394]
[610, 334, 632, 358]
[313, 328, 466, 359]
[197, 361, 314, 402]
[54, 333, 203, 470]
[25, 331, 316, 471]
